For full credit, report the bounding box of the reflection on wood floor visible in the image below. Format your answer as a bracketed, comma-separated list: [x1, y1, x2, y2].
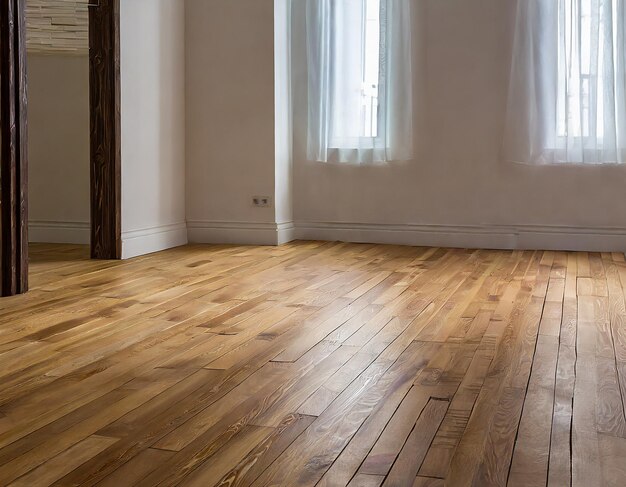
[1, 242, 625, 486]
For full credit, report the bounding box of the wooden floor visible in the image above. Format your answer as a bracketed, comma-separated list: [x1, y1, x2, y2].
[1, 243, 626, 486]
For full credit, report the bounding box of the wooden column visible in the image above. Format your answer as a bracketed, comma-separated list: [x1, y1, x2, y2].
[0, 0, 28, 296]
[89, 0, 121, 259]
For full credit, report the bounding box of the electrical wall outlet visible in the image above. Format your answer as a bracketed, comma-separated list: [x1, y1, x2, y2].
[252, 196, 272, 208]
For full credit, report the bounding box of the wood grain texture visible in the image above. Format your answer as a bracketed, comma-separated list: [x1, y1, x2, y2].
[382, 398, 449, 486]
[88, 0, 121, 259]
[0, 0, 28, 296]
[0, 243, 624, 486]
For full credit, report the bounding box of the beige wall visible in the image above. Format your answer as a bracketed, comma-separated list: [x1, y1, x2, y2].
[185, 0, 296, 245]
[27, 53, 90, 244]
[120, 0, 187, 258]
[185, 0, 287, 244]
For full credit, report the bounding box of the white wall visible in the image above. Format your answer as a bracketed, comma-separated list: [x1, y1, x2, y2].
[274, 0, 294, 244]
[27, 53, 90, 244]
[26, 0, 626, 257]
[152, 0, 626, 253]
[120, 0, 187, 258]
[185, 0, 293, 245]
[288, 0, 626, 252]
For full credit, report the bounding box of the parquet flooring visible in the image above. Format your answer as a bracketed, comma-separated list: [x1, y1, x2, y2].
[1, 242, 626, 486]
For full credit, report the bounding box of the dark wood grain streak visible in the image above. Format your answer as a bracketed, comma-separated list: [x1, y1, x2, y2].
[89, 0, 121, 260]
[0, 0, 28, 296]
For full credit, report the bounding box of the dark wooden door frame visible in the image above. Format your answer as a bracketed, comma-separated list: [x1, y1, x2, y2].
[89, 0, 122, 260]
[0, 0, 121, 296]
[0, 0, 28, 297]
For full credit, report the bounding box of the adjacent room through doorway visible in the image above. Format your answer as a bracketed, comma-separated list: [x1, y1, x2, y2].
[26, 0, 91, 250]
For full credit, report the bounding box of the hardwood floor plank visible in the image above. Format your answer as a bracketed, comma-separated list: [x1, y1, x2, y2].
[7, 435, 117, 487]
[572, 353, 601, 487]
[548, 343, 576, 487]
[214, 413, 316, 487]
[598, 433, 626, 487]
[382, 398, 449, 486]
[596, 356, 626, 438]
[348, 473, 385, 487]
[412, 477, 444, 487]
[251, 341, 440, 486]
[96, 448, 174, 487]
[418, 342, 493, 478]
[0, 368, 190, 485]
[0, 243, 622, 486]
[447, 274, 540, 486]
[316, 352, 439, 486]
[359, 386, 432, 476]
[178, 425, 274, 487]
[508, 335, 559, 487]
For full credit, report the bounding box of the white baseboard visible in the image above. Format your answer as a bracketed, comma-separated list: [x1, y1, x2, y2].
[294, 222, 626, 253]
[29, 220, 90, 245]
[277, 222, 296, 245]
[129, 220, 626, 255]
[187, 220, 295, 246]
[122, 222, 188, 259]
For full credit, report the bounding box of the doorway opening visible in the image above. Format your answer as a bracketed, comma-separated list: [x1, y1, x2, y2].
[27, 1, 92, 259]
[0, 0, 121, 296]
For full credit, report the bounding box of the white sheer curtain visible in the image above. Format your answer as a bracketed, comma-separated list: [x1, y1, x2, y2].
[504, 0, 626, 165]
[306, 0, 413, 164]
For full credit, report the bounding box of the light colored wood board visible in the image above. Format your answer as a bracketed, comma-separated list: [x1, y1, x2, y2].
[251, 342, 441, 486]
[473, 387, 526, 486]
[359, 386, 432, 476]
[297, 386, 339, 417]
[316, 354, 441, 486]
[548, 343, 576, 487]
[178, 425, 273, 487]
[0, 369, 189, 484]
[508, 335, 559, 487]
[418, 349, 493, 478]
[572, 353, 601, 487]
[598, 433, 626, 487]
[595, 357, 626, 438]
[214, 413, 316, 487]
[382, 399, 449, 486]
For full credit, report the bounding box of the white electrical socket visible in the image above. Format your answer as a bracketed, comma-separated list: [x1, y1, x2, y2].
[252, 196, 272, 208]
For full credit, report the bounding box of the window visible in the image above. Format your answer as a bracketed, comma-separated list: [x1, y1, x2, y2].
[557, 0, 618, 140]
[504, 0, 626, 164]
[363, 0, 381, 137]
[330, 0, 381, 145]
[306, 0, 413, 164]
